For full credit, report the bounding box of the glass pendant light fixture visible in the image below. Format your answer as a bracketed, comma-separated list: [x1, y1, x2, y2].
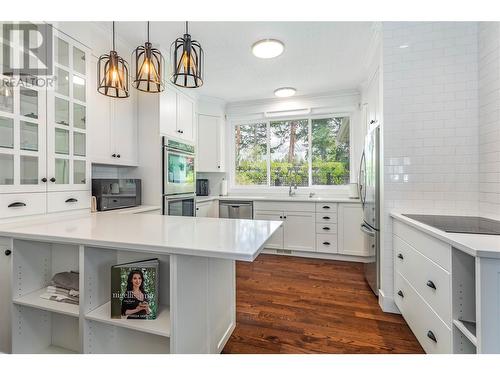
[132, 21, 165, 93]
[97, 22, 130, 98]
[170, 21, 204, 88]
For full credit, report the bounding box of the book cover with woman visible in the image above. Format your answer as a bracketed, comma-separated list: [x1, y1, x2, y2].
[111, 259, 159, 320]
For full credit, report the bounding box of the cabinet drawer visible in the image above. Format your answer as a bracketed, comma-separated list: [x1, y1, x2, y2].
[47, 191, 91, 213]
[0, 193, 46, 218]
[393, 220, 451, 271]
[315, 212, 337, 223]
[254, 201, 314, 212]
[316, 234, 338, 253]
[315, 202, 337, 213]
[394, 271, 452, 353]
[316, 223, 337, 234]
[393, 234, 451, 324]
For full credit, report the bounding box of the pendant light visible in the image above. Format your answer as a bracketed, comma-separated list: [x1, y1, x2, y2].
[170, 21, 204, 88]
[132, 22, 165, 93]
[97, 22, 130, 98]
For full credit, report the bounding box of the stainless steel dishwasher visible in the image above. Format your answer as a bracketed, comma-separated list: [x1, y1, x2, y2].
[219, 201, 253, 219]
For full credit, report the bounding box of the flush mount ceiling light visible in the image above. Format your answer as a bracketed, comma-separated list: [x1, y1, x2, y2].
[170, 21, 204, 88]
[251, 39, 284, 59]
[274, 87, 296, 98]
[97, 22, 130, 98]
[132, 21, 165, 93]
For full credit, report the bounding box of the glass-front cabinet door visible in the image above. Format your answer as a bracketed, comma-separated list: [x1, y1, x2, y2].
[46, 31, 90, 191]
[0, 75, 47, 193]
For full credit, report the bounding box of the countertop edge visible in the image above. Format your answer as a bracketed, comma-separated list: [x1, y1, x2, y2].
[390, 212, 500, 258]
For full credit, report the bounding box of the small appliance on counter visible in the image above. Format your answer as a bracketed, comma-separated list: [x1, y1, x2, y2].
[92, 179, 142, 211]
[196, 179, 209, 196]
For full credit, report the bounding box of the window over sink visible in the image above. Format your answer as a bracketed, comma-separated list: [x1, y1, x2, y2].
[232, 116, 350, 188]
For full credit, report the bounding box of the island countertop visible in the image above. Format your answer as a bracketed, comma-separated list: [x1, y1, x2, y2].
[0, 213, 282, 261]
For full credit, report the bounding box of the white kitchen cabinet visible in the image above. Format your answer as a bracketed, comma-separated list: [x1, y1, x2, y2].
[88, 60, 138, 167]
[159, 89, 177, 137]
[283, 211, 316, 252]
[196, 200, 219, 218]
[0, 237, 11, 353]
[254, 210, 284, 249]
[197, 115, 225, 172]
[159, 90, 195, 143]
[338, 203, 367, 256]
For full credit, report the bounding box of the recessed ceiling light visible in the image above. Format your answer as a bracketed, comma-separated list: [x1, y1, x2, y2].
[274, 87, 296, 98]
[252, 39, 284, 59]
[399, 44, 409, 49]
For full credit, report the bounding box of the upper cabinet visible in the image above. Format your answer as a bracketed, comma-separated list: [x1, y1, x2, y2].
[159, 89, 195, 143]
[197, 114, 225, 172]
[88, 57, 138, 167]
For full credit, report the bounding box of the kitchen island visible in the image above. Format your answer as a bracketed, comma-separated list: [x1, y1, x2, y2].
[0, 213, 281, 354]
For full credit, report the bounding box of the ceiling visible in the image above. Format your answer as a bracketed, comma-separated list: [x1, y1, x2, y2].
[104, 22, 374, 103]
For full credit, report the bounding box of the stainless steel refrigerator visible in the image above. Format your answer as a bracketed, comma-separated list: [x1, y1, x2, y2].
[359, 125, 380, 295]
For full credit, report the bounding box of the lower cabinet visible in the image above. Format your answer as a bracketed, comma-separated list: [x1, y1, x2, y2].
[196, 200, 219, 218]
[338, 204, 368, 256]
[254, 210, 315, 252]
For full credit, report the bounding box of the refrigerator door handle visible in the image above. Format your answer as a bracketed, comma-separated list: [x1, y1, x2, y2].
[360, 223, 375, 237]
[358, 151, 366, 206]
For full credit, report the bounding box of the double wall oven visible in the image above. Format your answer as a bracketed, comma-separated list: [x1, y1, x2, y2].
[162, 137, 196, 216]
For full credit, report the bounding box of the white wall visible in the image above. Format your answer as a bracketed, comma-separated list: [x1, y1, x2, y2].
[478, 22, 500, 218]
[382, 22, 479, 306]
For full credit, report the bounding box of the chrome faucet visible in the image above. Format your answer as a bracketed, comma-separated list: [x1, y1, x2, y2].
[288, 167, 298, 196]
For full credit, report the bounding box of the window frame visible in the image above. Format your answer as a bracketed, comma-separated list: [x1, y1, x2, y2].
[229, 112, 353, 192]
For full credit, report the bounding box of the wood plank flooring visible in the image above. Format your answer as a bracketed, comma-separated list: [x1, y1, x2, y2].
[222, 254, 424, 354]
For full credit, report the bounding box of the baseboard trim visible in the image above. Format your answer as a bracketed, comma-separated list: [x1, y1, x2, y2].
[378, 289, 400, 314]
[261, 248, 371, 263]
[217, 322, 236, 353]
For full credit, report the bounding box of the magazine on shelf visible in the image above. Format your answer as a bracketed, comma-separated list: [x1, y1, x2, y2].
[111, 258, 159, 320]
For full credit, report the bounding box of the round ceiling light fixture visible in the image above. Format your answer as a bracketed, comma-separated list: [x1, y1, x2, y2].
[274, 87, 296, 98]
[252, 39, 284, 59]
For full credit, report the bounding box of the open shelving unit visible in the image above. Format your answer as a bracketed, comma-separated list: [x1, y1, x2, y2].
[13, 288, 79, 318]
[452, 249, 477, 354]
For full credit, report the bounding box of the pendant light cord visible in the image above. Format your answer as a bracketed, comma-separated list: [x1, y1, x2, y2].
[112, 21, 115, 51]
[147, 21, 150, 43]
[185, 21, 188, 35]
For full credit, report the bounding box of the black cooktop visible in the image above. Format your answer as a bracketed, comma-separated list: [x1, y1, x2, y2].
[402, 214, 500, 235]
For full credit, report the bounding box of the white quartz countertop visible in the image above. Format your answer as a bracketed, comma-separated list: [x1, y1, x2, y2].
[196, 195, 360, 203]
[391, 212, 500, 258]
[0, 213, 282, 261]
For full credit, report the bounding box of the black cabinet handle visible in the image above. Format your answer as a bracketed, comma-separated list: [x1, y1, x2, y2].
[323, 241, 330, 246]
[217, 165, 220, 169]
[426, 280, 436, 290]
[41, 177, 47, 182]
[322, 206, 330, 209]
[322, 227, 330, 231]
[283, 216, 287, 219]
[397, 290, 404, 298]
[8, 202, 26, 208]
[196, 207, 199, 211]
[279, 216, 283, 219]
[4, 249, 11, 256]
[50, 177, 56, 182]
[65, 198, 78, 203]
[112, 199, 118, 203]
[370, 120, 376, 124]
[117, 154, 121, 158]
[427, 330, 437, 343]
[397, 253, 404, 260]
[322, 216, 330, 220]
[112, 153, 116, 157]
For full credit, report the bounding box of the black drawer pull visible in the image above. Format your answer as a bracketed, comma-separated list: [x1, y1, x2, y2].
[323, 241, 330, 246]
[322, 205, 330, 209]
[279, 216, 283, 219]
[65, 198, 78, 203]
[5, 249, 11, 256]
[322, 227, 330, 231]
[427, 330, 437, 343]
[397, 290, 404, 298]
[117, 154, 121, 158]
[112, 153, 116, 157]
[397, 253, 404, 260]
[41, 177, 47, 182]
[50, 177, 56, 182]
[322, 216, 330, 220]
[8, 202, 26, 208]
[426, 280, 436, 290]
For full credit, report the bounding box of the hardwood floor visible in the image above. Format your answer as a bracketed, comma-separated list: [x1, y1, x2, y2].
[222, 254, 424, 354]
